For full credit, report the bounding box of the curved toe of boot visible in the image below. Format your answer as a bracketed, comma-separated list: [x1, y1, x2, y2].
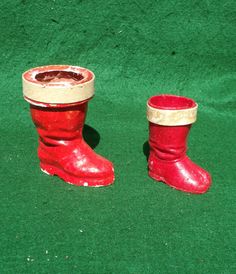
[178, 171, 211, 194]
[61, 152, 115, 187]
[175, 158, 212, 194]
[81, 154, 114, 181]
[188, 164, 212, 194]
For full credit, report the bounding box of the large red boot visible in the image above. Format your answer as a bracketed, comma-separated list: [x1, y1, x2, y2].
[22, 65, 114, 187]
[147, 94, 211, 194]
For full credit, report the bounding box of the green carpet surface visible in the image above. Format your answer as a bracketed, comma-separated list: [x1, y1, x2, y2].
[0, 0, 235, 273]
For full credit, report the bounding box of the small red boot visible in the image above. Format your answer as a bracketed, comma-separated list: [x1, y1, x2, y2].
[147, 94, 211, 194]
[22, 65, 114, 187]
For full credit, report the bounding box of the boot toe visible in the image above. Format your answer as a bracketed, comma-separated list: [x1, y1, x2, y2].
[86, 156, 114, 179]
[194, 170, 212, 194]
[183, 166, 212, 194]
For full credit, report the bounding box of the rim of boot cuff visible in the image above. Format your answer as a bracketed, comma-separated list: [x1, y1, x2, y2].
[22, 65, 95, 104]
[147, 102, 198, 126]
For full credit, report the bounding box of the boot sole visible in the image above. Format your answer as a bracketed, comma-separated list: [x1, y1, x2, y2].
[148, 171, 208, 194]
[40, 163, 115, 187]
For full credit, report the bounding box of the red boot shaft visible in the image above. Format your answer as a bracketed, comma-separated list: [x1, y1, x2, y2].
[149, 123, 190, 161]
[147, 95, 211, 194]
[30, 103, 87, 146]
[23, 65, 114, 187]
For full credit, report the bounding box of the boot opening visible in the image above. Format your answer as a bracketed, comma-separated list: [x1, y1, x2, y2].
[148, 94, 196, 110]
[35, 70, 84, 84]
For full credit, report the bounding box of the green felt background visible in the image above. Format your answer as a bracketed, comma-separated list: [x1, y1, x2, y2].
[0, 0, 235, 273]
